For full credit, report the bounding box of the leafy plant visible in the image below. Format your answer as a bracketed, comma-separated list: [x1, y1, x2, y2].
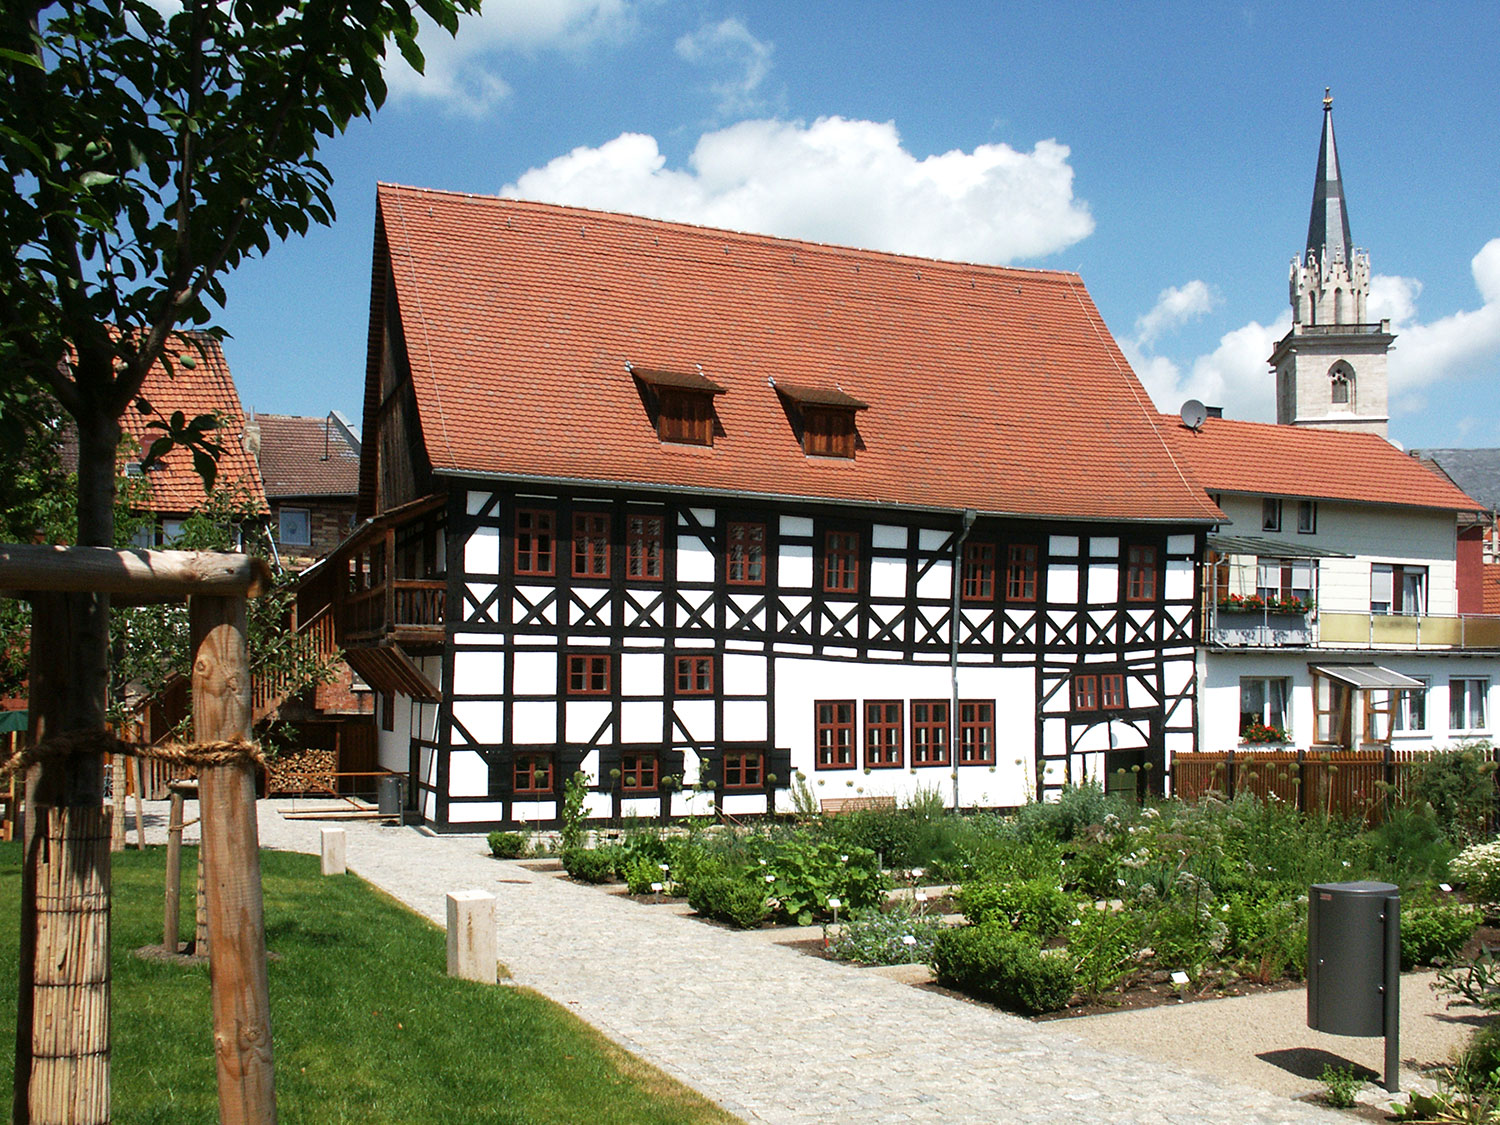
[1408, 746, 1497, 847]
[823, 901, 944, 966]
[560, 771, 590, 851]
[956, 878, 1075, 938]
[1221, 892, 1307, 982]
[930, 922, 1075, 1015]
[1067, 906, 1140, 1002]
[763, 833, 883, 925]
[1436, 945, 1500, 1010]
[486, 832, 526, 859]
[1402, 902, 1480, 970]
[1319, 1063, 1362, 1108]
[622, 855, 665, 896]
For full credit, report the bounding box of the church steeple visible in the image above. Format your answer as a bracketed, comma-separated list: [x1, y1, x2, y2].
[1270, 91, 1393, 438]
[1306, 88, 1354, 269]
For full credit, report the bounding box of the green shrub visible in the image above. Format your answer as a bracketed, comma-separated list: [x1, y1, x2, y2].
[956, 878, 1074, 938]
[1451, 840, 1500, 905]
[687, 872, 769, 929]
[622, 854, 666, 895]
[561, 847, 616, 885]
[1141, 873, 1227, 976]
[1067, 905, 1140, 1001]
[1402, 902, 1480, 969]
[1014, 783, 1132, 844]
[486, 831, 526, 859]
[1320, 1063, 1361, 1108]
[1222, 892, 1307, 981]
[1361, 805, 1456, 889]
[1408, 745, 1497, 846]
[824, 901, 944, 965]
[762, 832, 884, 925]
[560, 770, 590, 851]
[930, 922, 1075, 1015]
[1458, 1022, 1500, 1094]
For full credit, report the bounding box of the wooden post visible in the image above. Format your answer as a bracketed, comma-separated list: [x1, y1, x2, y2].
[194, 853, 210, 957]
[109, 755, 126, 852]
[131, 757, 146, 850]
[191, 594, 276, 1123]
[164, 786, 186, 954]
[16, 590, 113, 1125]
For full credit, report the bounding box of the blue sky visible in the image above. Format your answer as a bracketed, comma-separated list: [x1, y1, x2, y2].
[220, 1, 1500, 450]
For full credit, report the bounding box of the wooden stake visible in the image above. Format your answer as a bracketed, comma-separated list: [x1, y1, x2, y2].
[191, 594, 276, 1123]
[164, 787, 185, 954]
[131, 757, 146, 850]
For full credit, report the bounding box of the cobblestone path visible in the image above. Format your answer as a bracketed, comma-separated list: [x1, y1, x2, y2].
[154, 803, 1335, 1124]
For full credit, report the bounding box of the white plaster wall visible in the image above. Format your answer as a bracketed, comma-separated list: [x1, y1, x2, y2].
[512, 701, 556, 742]
[621, 652, 664, 696]
[453, 649, 504, 696]
[677, 537, 714, 583]
[448, 749, 489, 796]
[512, 651, 555, 695]
[464, 524, 499, 575]
[774, 657, 1035, 808]
[451, 700, 504, 744]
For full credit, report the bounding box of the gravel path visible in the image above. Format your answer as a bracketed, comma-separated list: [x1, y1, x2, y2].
[144, 800, 1360, 1123]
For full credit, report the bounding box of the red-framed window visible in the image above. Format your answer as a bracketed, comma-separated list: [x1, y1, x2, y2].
[572, 512, 610, 578]
[626, 514, 664, 580]
[824, 530, 859, 593]
[1006, 544, 1038, 601]
[815, 700, 856, 769]
[1126, 545, 1158, 602]
[514, 753, 553, 795]
[727, 521, 766, 585]
[911, 700, 950, 766]
[864, 701, 903, 768]
[566, 653, 611, 695]
[962, 542, 995, 601]
[621, 752, 658, 794]
[514, 509, 555, 576]
[1073, 675, 1098, 711]
[958, 700, 996, 764]
[723, 751, 764, 790]
[1100, 673, 1125, 710]
[675, 654, 714, 694]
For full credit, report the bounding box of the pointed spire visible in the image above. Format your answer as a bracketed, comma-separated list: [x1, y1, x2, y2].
[1305, 88, 1354, 266]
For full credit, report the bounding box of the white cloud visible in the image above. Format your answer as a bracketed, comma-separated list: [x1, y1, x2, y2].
[503, 116, 1094, 263]
[1134, 281, 1219, 347]
[385, 0, 635, 116]
[1125, 317, 1288, 421]
[675, 18, 774, 117]
[1128, 238, 1500, 425]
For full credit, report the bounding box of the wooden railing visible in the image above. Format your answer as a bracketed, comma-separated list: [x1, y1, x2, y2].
[250, 606, 339, 721]
[344, 578, 445, 644]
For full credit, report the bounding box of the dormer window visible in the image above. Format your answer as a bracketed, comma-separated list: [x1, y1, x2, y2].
[772, 381, 868, 459]
[629, 364, 726, 447]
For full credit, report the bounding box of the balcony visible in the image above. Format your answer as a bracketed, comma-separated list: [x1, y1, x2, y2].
[1209, 606, 1313, 648]
[343, 577, 446, 647]
[1318, 611, 1500, 651]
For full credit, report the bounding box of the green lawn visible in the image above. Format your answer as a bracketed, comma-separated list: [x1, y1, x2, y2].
[0, 842, 739, 1124]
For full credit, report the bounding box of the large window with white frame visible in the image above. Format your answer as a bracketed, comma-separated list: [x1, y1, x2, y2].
[1372, 563, 1426, 616]
[1451, 678, 1489, 733]
[1239, 676, 1289, 741]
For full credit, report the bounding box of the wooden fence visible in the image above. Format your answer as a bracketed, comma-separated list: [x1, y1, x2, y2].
[1171, 746, 1487, 824]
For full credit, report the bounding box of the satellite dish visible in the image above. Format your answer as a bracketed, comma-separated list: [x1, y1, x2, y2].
[1180, 399, 1208, 431]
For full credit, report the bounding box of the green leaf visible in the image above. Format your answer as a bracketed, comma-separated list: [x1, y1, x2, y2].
[191, 447, 217, 492]
[77, 171, 117, 189]
[0, 46, 46, 71]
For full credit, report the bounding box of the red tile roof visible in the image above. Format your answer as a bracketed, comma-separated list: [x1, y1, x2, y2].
[253, 414, 360, 499]
[121, 334, 266, 514]
[369, 185, 1222, 525]
[1484, 562, 1500, 615]
[1158, 415, 1482, 512]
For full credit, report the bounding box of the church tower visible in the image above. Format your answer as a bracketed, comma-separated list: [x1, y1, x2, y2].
[1269, 90, 1394, 437]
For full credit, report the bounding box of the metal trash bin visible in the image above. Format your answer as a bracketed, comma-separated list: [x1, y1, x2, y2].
[377, 774, 406, 823]
[1307, 879, 1400, 1089]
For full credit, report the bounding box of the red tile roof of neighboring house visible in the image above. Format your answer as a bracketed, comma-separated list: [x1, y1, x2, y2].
[253, 414, 360, 500]
[367, 184, 1223, 525]
[121, 334, 266, 515]
[1484, 562, 1500, 615]
[1158, 415, 1482, 513]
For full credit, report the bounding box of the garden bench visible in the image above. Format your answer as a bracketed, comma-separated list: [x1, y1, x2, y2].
[818, 796, 897, 815]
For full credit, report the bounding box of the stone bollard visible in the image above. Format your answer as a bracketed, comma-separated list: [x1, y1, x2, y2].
[320, 828, 347, 876]
[446, 890, 497, 983]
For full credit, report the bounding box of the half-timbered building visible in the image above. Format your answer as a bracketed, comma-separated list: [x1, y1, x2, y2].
[312, 184, 1223, 829]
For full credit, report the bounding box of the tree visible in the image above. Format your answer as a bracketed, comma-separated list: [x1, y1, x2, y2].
[0, 1, 479, 1118]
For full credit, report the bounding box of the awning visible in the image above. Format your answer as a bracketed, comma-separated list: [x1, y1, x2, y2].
[628, 365, 727, 395]
[1310, 664, 1424, 690]
[1208, 534, 1350, 559]
[344, 643, 441, 704]
[771, 380, 869, 410]
[0, 710, 27, 734]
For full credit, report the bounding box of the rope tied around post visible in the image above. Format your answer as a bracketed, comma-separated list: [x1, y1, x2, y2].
[0, 728, 265, 781]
